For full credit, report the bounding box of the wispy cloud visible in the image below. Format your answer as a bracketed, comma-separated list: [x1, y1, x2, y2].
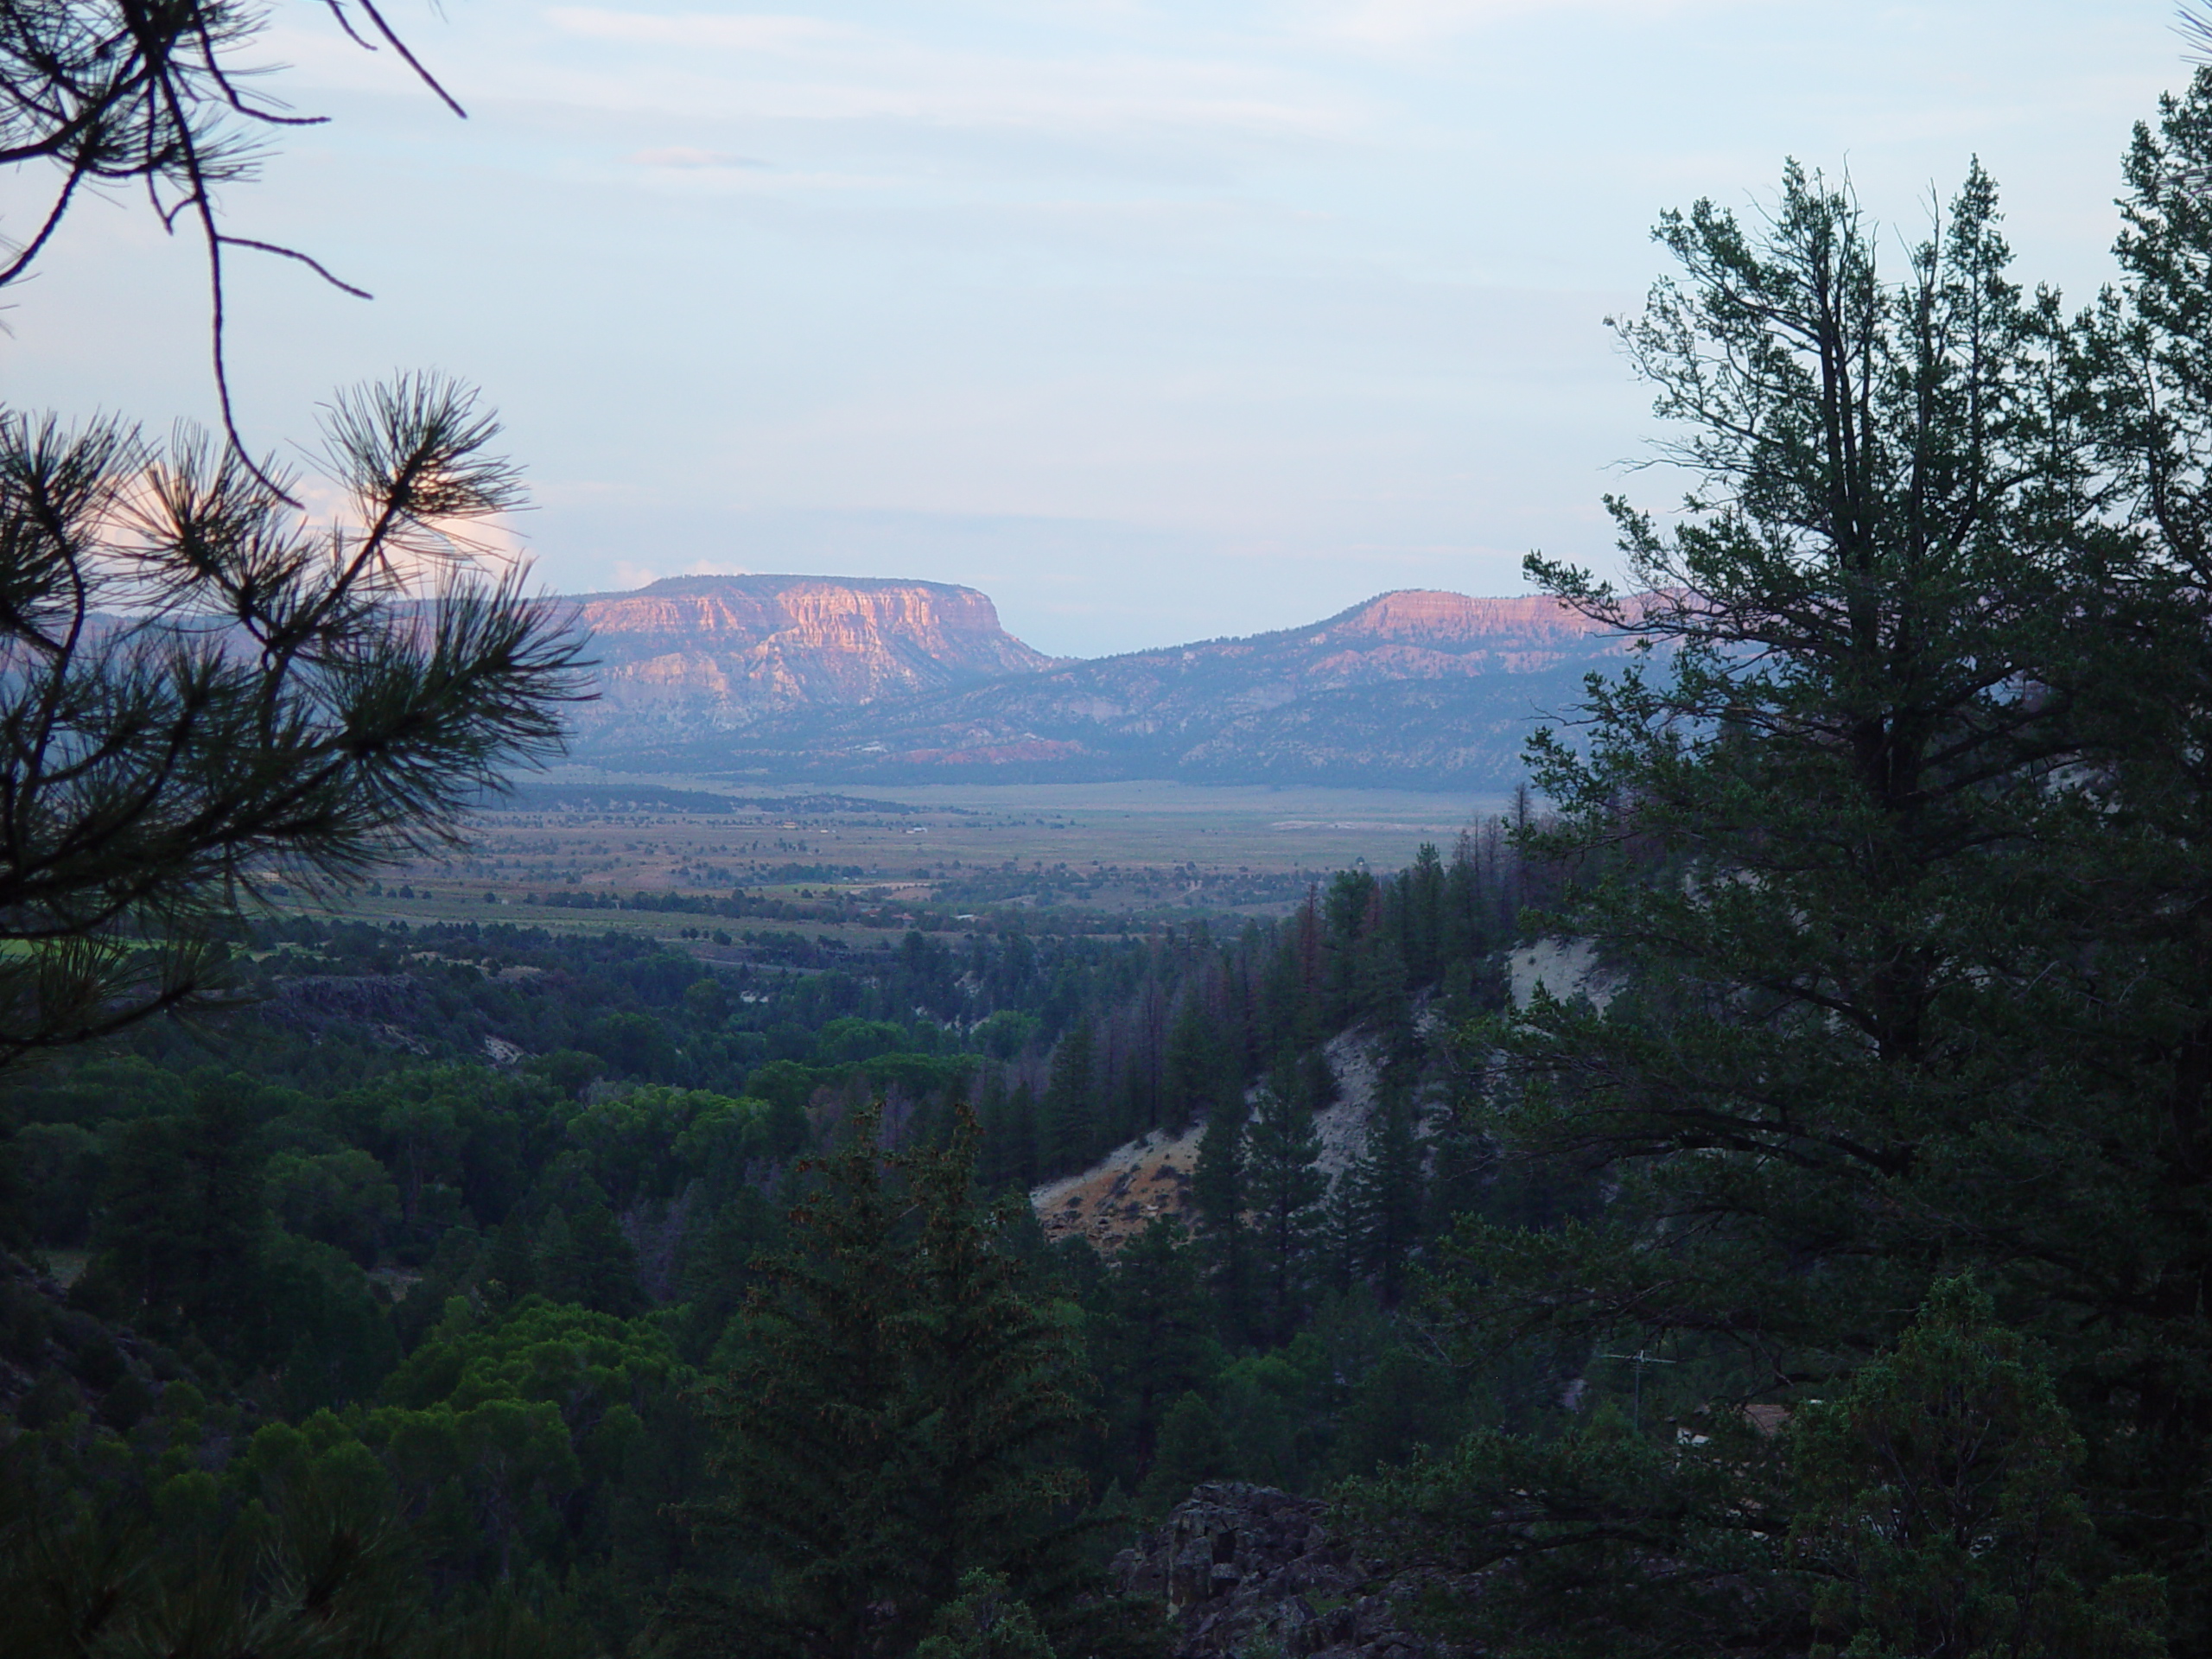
[537, 7, 1362, 137]
[546, 10, 858, 51]
[1311, 0, 1738, 48]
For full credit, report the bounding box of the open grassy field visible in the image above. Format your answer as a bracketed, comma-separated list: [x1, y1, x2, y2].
[299, 775, 1511, 939]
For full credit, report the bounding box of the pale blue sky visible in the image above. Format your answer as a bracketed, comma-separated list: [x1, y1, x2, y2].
[0, 1, 2187, 655]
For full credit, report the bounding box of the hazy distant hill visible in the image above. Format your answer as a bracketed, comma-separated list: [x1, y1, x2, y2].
[565, 582, 1628, 790]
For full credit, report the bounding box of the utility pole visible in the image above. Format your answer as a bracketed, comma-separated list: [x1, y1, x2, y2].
[1601, 1348, 1676, 1433]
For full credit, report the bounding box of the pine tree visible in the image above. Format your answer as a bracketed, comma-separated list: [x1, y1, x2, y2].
[88, 1076, 267, 1343]
[673, 1107, 1097, 1659]
[1191, 1080, 1252, 1342]
[1135, 1392, 1233, 1517]
[1353, 920, 1413, 1053]
[0, 381, 584, 1069]
[538, 1202, 646, 1318]
[1345, 1083, 1424, 1306]
[1790, 1280, 2165, 1659]
[1243, 1073, 1325, 1349]
[1093, 1217, 1215, 1478]
[1006, 1080, 1041, 1192]
[1488, 159, 2104, 1382]
[1402, 842, 1446, 989]
[1383, 154, 2201, 1653]
[2061, 73, 2212, 1611]
[1255, 920, 1311, 1058]
[1160, 997, 1225, 1131]
[975, 1065, 1019, 1193]
[1321, 871, 1376, 1027]
[675, 1115, 913, 1657]
[1039, 1024, 1099, 1174]
[900, 1118, 1096, 1627]
[917, 1573, 1059, 1659]
[1313, 1173, 1363, 1300]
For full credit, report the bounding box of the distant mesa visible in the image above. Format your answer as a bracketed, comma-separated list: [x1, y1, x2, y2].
[568, 574, 1057, 740]
[559, 575, 1630, 791]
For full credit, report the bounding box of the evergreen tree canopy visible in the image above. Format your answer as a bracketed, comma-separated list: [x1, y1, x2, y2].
[1039, 1024, 1100, 1174]
[671, 1106, 1099, 1659]
[1242, 1072, 1324, 1349]
[1381, 109, 2212, 1656]
[0, 378, 585, 1065]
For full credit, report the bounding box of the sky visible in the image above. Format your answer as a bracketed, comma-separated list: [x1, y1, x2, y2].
[0, 2, 2191, 656]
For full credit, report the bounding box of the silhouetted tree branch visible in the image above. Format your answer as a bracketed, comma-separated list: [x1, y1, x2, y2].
[0, 0, 468, 487]
[0, 371, 590, 1067]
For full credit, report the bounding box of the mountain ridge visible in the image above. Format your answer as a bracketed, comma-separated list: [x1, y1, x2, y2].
[558, 575, 1626, 790]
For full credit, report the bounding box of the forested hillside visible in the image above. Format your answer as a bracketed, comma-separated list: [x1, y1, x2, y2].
[20, 24, 2212, 1659]
[0, 816, 1555, 1654]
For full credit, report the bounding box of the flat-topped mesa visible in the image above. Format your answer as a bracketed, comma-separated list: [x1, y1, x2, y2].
[571, 575, 1057, 732]
[1249, 588, 1616, 690]
[556, 577, 1638, 785]
[1319, 588, 1607, 649]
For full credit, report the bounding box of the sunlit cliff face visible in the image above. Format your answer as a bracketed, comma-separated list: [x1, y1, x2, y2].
[1284, 591, 1612, 688]
[571, 574, 1058, 731]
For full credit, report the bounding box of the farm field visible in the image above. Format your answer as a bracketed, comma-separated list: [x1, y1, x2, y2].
[299, 776, 1512, 939]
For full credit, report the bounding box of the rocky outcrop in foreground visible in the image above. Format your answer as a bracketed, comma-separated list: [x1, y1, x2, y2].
[1111, 1483, 1461, 1657]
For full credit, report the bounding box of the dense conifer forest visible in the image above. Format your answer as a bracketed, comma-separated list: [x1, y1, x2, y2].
[0, 823, 1541, 1654]
[20, 26, 2212, 1659]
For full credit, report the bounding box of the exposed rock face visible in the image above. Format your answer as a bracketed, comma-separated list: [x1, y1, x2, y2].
[568, 575, 1057, 744]
[1506, 936, 1617, 1013]
[1269, 589, 1616, 681]
[593, 586, 1630, 788]
[552, 579, 1637, 787]
[813, 589, 1620, 766]
[263, 974, 439, 1054]
[1111, 1483, 1460, 1657]
[1032, 1026, 1426, 1255]
[1029, 1124, 1204, 1253]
